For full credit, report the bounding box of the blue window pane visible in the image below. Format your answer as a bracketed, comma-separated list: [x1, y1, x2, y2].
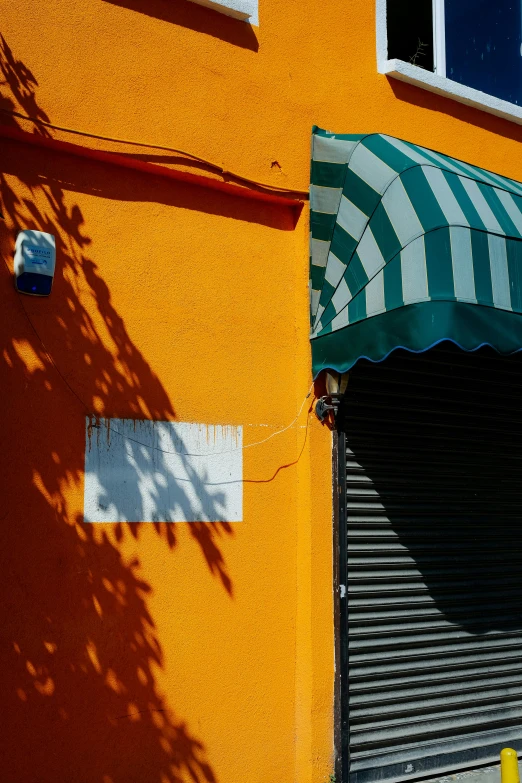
[445, 0, 522, 105]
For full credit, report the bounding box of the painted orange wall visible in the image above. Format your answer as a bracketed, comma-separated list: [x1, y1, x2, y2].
[1, 1, 522, 782]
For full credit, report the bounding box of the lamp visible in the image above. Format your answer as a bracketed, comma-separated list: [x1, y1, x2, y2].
[315, 370, 349, 422]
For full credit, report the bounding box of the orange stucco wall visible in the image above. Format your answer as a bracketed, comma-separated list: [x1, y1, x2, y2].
[1, 2, 522, 782]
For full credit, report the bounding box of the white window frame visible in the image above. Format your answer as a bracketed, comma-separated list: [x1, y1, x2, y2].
[187, 0, 258, 24]
[376, 0, 522, 126]
[432, 0, 446, 77]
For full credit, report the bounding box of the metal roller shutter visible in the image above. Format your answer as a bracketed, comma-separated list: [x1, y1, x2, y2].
[337, 344, 522, 783]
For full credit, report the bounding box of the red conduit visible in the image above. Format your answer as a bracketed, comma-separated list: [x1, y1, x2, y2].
[0, 123, 305, 210]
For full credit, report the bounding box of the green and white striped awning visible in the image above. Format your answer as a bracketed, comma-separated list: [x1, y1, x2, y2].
[310, 127, 522, 376]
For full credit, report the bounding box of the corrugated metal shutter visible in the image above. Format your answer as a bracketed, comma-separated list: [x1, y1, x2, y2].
[338, 344, 522, 783]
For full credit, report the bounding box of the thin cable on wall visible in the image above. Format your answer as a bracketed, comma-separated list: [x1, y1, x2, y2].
[90, 382, 315, 457]
[3, 257, 316, 457]
[0, 108, 309, 198]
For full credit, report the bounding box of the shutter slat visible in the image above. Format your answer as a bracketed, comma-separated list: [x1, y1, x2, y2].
[340, 344, 522, 783]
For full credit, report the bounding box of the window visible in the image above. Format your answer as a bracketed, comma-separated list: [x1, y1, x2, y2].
[445, 0, 522, 105]
[386, 0, 434, 72]
[377, 0, 522, 125]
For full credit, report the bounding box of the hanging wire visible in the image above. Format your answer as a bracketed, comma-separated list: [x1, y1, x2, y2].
[91, 382, 315, 457]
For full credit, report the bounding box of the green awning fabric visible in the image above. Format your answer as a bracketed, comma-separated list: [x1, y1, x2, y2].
[310, 127, 522, 376]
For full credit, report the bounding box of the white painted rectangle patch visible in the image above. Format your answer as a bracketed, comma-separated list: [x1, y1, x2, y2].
[84, 419, 243, 523]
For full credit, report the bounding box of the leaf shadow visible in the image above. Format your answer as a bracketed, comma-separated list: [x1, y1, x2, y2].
[0, 35, 235, 782]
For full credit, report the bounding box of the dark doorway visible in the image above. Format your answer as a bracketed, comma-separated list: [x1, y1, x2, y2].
[337, 343, 522, 783]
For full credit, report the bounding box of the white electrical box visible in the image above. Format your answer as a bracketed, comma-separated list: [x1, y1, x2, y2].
[14, 230, 56, 296]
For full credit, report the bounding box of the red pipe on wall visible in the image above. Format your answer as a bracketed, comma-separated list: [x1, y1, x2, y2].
[0, 123, 305, 210]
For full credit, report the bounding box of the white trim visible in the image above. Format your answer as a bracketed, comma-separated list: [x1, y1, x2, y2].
[376, 0, 388, 65]
[187, 0, 257, 24]
[379, 58, 522, 126]
[432, 0, 446, 77]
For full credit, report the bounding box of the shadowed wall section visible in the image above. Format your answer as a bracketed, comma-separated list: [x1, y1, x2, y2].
[0, 37, 320, 783]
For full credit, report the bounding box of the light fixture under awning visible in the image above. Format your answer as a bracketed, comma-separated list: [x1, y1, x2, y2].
[310, 127, 522, 376]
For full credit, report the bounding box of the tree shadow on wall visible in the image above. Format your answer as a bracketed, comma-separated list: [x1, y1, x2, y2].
[0, 35, 233, 783]
[0, 34, 296, 231]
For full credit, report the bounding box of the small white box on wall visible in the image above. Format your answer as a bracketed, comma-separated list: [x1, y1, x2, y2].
[84, 419, 243, 523]
[14, 230, 56, 296]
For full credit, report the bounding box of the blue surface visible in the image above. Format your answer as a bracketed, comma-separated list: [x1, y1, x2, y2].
[445, 0, 522, 105]
[16, 272, 53, 296]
